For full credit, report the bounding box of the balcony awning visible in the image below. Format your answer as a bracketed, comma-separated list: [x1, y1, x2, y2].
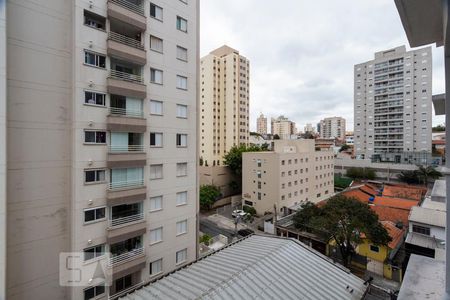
[394, 0, 444, 47]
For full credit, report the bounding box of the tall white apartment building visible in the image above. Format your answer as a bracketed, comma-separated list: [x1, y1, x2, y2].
[257, 113, 267, 135]
[271, 115, 296, 139]
[200, 45, 250, 167]
[3, 0, 198, 299]
[304, 123, 315, 133]
[0, 1, 6, 298]
[319, 117, 346, 140]
[354, 46, 432, 160]
[242, 140, 334, 216]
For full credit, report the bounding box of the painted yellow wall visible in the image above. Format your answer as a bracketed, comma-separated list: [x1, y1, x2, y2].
[357, 239, 389, 262]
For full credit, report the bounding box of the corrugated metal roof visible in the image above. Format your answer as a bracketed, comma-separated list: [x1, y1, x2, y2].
[120, 235, 368, 300]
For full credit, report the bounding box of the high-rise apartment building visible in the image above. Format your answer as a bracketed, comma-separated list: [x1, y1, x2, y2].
[0, 1, 6, 298]
[257, 113, 267, 135]
[319, 117, 346, 140]
[242, 140, 334, 216]
[271, 115, 296, 139]
[304, 123, 315, 133]
[354, 46, 432, 160]
[200, 45, 250, 166]
[3, 0, 198, 299]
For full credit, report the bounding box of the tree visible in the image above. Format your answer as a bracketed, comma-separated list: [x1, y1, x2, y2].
[339, 144, 350, 152]
[397, 170, 420, 184]
[302, 132, 315, 139]
[223, 144, 267, 176]
[199, 185, 221, 210]
[346, 167, 376, 180]
[199, 234, 212, 245]
[273, 134, 280, 140]
[293, 196, 391, 267]
[416, 165, 442, 186]
[243, 205, 257, 216]
[432, 124, 445, 132]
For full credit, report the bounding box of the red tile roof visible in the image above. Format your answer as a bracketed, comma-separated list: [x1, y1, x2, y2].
[381, 221, 405, 249]
[382, 185, 425, 201]
[372, 197, 419, 210]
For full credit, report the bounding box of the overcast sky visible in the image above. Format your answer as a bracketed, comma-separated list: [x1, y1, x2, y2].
[200, 0, 445, 132]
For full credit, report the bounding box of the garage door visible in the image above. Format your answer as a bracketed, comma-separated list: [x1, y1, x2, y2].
[367, 258, 383, 275]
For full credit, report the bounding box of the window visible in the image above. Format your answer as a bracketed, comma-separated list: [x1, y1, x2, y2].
[150, 35, 163, 53]
[149, 227, 163, 244]
[149, 196, 163, 212]
[150, 164, 163, 179]
[176, 220, 187, 235]
[176, 134, 187, 147]
[150, 133, 163, 147]
[150, 68, 163, 84]
[84, 207, 106, 223]
[176, 191, 187, 206]
[115, 275, 132, 292]
[84, 91, 105, 106]
[176, 75, 188, 90]
[176, 16, 187, 32]
[84, 10, 105, 30]
[257, 192, 261, 200]
[84, 50, 105, 68]
[150, 100, 163, 115]
[176, 248, 187, 264]
[176, 104, 188, 118]
[176, 46, 188, 61]
[150, 3, 163, 21]
[412, 224, 431, 236]
[149, 259, 162, 276]
[85, 169, 105, 183]
[84, 244, 105, 261]
[176, 163, 188, 177]
[370, 245, 379, 253]
[84, 283, 105, 300]
[84, 130, 106, 144]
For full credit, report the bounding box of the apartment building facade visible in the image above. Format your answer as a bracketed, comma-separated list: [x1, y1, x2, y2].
[200, 45, 250, 167]
[354, 46, 432, 160]
[4, 0, 198, 299]
[271, 115, 296, 139]
[319, 117, 346, 140]
[242, 140, 334, 216]
[0, 0, 6, 298]
[256, 113, 267, 135]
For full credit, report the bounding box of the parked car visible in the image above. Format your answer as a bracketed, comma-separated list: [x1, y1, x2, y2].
[232, 209, 247, 218]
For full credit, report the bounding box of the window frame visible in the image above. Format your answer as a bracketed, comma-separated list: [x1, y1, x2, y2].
[176, 248, 187, 264]
[150, 164, 163, 180]
[83, 244, 106, 262]
[176, 104, 188, 119]
[84, 169, 106, 184]
[84, 130, 107, 145]
[176, 134, 188, 148]
[84, 50, 106, 69]
[84, 206, 106, 224]
[84, 90, 106, 107]
[149, 227, 163, 245]
[83, 283, 106, 300]
[176, 75, 188, 90]
[149, 196, 163, 212]
[176, 45, 188, 62]
[83, 10, 106, 31]
[150, 35, 164, 53]
[150, 100, 163, 115]
[176, 220, 188, 236]
[150, 68, 163, 85]
[176, 162, 188, 177]
[150, 3, 163, 21]
[176, 191, 187, 206]
[149, 258, 163, 276]
[150, 132, 163, 148]
[176, 16, 188, 32]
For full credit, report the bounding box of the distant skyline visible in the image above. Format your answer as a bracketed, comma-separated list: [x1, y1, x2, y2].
[200, 0, 445, 132]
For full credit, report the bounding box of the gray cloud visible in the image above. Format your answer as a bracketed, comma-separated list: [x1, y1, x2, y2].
[200, 0, 445, 131]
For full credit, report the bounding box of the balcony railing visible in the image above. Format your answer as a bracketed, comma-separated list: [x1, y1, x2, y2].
[108, 178, 144, 190]
[108, 247, 144, 267]
[109, 145, 145, 152]
[110, 70, 144, 84]
[109, 213, 144, 228]
[109, 31, 144, 50]
[110, 0, 145, 16]
[109, 107, 144, 118]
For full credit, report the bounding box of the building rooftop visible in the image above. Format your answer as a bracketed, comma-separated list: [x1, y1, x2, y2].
[397, 254, 445, 300]
[409, 206, 446, 228]
[381, 221, 405, 249]
[382, 185, 424, 201]
[405, 232, 445, 250]
[372, 197, 419, 210]
[431, 179, 446, 200]
[120, 235, 368, 300]
[421, 197, 446, 211]
[370, 206, 410, 228]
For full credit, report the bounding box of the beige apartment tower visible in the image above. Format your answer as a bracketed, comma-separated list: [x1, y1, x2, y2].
[319, 117, 346, 140]
[242, 140, 334, 216]
[257, 113, 267, 135]
[3, 0, 199, 299]
[271, 115, 296, 139]
[200, 45, 250, 166]
[354, 46, 432, 159]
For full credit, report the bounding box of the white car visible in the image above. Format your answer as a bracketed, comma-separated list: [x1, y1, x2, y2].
[232, 210, 247, 218]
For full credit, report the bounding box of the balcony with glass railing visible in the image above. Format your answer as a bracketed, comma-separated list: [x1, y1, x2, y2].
[107, 0, 146, 31]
